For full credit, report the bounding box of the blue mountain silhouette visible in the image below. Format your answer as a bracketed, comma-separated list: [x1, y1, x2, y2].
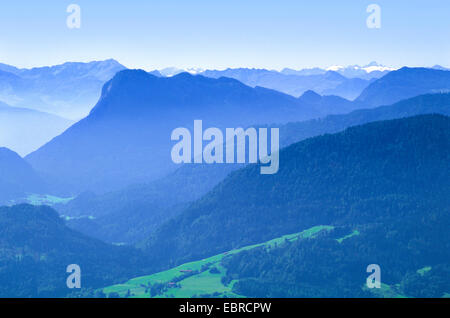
[27, 70, 351, 194]
[0, 147, 44, 202]
[356, 67, 450, 106]
[0, 59, 126, 119]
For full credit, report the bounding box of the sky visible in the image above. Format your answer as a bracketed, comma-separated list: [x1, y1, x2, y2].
[0, 0, 449, 70]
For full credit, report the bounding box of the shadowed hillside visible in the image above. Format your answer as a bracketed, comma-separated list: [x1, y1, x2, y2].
[143, 115, 450, 272]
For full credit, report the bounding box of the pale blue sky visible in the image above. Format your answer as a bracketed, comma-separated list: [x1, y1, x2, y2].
[0, 0, 449, 70]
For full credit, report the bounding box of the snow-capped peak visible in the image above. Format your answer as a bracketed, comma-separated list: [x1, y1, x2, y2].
[184, 67, 205, 75]
[326, 62, 396, 74]
[362, 62, 397, 73]
[326, 65, 344, 71]
[158, 67, 205, 77]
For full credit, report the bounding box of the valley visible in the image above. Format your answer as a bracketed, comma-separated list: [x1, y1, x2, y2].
[0, 61, 449, 299]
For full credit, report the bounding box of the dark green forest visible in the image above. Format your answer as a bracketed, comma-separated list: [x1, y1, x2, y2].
[0, 204, 148, 297]
[143, 115, 450, 277]
[223, 218, 449, 297]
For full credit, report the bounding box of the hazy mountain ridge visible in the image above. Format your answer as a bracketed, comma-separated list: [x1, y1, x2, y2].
[357, 67, 450, 106]
[200, 68, 370, 100]
[0, 147, 45, 203]
[0, 59, 126, 119]
[26, 70, 362, 194]
[0, 101, 73, 156]
[157, 62, 394, 100]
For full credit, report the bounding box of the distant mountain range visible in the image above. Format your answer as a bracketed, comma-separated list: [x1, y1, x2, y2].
[0, 60, 125, 155]
[199, 68, 371, 100]
[0, 63, 442, 195]
[158, 62, 394, 80]
[357, 67, 450, 106]
[322, 61, 396, 79]
[25, 66, 450, 194]
[0, 59, 126, 120]
[154, 62, 395, 100]
[25, 70, 364, 194]
[432, 65, 450, 71]
[1, 60, 444, 160]
[0, 101, 73, 156]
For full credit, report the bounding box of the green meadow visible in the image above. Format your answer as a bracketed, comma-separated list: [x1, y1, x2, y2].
[102, 225, 334, 298]
[336, 230, 360, 243]
[26, 194, 73, 206]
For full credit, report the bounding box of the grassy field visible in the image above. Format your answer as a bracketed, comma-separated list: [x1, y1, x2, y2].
[5, 193, 73, 207]
[336, 230, 360, 243]
[363, 282, 408, 298]
[416, 266, 432, 276]
[364, 266, 450, 298]
[102, 226, 448, 299]
[102, 225, 334, 298]
[26, 194, 73, 206]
